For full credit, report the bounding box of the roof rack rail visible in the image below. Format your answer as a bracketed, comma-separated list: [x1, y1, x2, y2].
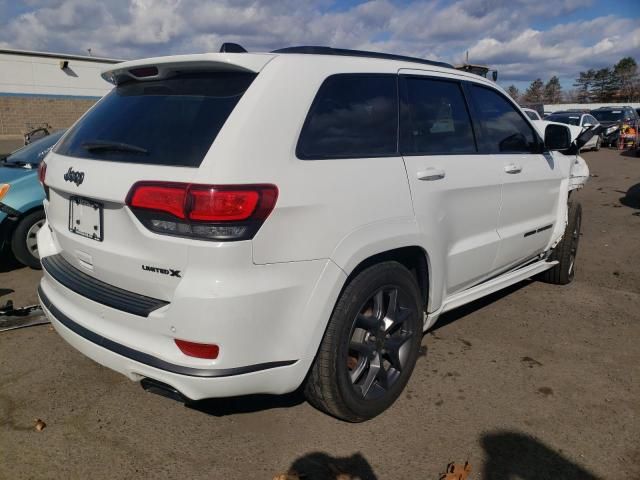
[271, 46, 453, 69]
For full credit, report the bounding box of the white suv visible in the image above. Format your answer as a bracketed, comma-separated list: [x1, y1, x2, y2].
[37, 46, 589, 422]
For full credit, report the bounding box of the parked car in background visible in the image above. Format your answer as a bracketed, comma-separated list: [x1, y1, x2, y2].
[0, 130, 65, 268]
[522, 108, 542, 121]
[544, 112, 601, 151]
[591, 106, 639, 148]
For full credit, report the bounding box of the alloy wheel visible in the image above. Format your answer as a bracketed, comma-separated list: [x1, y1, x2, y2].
[346, 287, 415, 400]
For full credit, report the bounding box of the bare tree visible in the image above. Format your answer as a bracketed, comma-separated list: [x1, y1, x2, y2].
[506, 85, 520, 102]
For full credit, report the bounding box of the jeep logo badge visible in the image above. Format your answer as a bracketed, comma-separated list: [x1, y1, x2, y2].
[64, 167, 85, 186]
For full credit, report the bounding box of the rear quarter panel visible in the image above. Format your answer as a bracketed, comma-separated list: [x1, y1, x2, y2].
[1, 171, 44, 213]
[198, 56, 417, 267]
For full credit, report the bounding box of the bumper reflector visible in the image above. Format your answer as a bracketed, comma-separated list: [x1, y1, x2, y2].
[174, 339, 219, 359]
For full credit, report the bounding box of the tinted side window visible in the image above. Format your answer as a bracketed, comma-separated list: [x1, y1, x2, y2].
[470, 85, 538, 153]
[400, 77, 476, 155]
[297, 75, 398, 159]
[525, 110, 539, 121]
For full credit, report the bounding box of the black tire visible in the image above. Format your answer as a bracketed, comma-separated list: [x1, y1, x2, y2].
[11, 210, 45, 269]
[304, 261, 423, 422]
[540, 201, 582, 285]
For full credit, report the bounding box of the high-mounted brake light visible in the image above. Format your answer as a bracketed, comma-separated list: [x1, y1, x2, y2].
[129, 66, 159, 78]
[126, 182, 278, 241]
[174, 339, 219, 359]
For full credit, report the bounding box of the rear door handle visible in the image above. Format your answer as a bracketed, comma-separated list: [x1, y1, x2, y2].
[504, 164, 523, 174]
[417, 168, 446, 181]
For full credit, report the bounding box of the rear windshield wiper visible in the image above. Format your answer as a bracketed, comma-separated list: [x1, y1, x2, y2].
[82, 140, 149, 155]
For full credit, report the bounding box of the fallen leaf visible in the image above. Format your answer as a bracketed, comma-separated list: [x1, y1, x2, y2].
[440, 461, 471, 480]
[34, 419, 46, 431]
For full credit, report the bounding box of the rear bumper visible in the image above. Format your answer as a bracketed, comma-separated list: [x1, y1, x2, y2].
[40, 290, 304, 400]
[39, 286, 295, 379]
[37, 222, 347, 400]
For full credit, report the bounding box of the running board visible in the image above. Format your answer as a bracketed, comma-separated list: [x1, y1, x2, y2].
[441, 259, 557, 314]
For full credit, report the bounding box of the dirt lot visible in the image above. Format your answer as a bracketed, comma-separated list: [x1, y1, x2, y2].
[1, 148, 638, 479]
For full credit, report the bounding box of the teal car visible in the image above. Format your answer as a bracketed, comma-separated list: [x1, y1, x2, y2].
[0, 131, 65, 268]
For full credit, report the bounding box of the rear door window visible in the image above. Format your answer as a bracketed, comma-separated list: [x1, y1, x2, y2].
[399, 76, 476, 155]
[55, 72, 256, 167]
[469, 85, 539, 154]
[297, 74, 398, 159]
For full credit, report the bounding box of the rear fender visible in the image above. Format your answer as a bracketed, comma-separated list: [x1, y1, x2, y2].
[329, 218, 442, 312]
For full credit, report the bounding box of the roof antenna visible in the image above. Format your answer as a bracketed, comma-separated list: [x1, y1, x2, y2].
[220, 43, 247, 53]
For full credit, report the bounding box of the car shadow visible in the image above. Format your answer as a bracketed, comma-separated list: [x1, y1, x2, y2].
[428, 280, 532, 333]
[620, 149, 639, 158]
[619, 183, 640, 210]
[481, 431, 601, 479]
[0, 288, 14, 298]
[0, 250, 24, 273]
[284, 451, 378, 480]
[186, 388, 306, 417]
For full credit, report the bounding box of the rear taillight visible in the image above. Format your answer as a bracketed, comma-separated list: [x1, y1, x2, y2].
[38, 161, 50, 200]
[38, 161, 47, 185]
[126, 182, 278, 241]
[0, 184, 10, 201]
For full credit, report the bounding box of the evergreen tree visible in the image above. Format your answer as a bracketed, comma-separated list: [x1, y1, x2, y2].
[543, 76, 562, 104]
[592, 68, 616, 102]
[523, 78, 544, 103]
[613, 57, 638, 102]
[573, 69, 595, 102]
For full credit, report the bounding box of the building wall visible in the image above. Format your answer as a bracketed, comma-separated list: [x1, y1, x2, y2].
[0, 94, 98, 135]
[0, 49, 119, 152]
[544, 102, 640, 113]
[0, 50, 116, 98]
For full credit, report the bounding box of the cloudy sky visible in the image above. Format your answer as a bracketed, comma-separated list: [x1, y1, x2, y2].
[1, 0, 638, 91]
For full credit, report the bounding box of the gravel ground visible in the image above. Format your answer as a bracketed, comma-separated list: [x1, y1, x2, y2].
[0, 147, 638, 479]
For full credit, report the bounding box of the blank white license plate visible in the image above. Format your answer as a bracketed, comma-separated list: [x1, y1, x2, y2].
[69, 196, 103, 241]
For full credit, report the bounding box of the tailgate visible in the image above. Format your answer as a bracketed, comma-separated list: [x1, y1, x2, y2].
[44, 154, 197, 301]
[40, 65, 262, 301]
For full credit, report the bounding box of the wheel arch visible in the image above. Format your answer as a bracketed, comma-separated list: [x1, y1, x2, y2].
[2, 205, 45, 244]
[340, 245, 432, 313]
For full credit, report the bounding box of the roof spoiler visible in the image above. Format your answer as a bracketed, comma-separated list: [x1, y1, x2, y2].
[101, 52, 274, 85]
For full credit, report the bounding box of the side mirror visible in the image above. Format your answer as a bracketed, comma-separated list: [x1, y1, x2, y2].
[583, 122, 592, 128]
[544, 124, 571, 151]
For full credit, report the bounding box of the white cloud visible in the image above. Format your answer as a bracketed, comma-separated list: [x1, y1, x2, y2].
[0, 0, 636, 87]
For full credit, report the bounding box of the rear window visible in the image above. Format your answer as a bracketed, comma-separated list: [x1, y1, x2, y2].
[55, 72, 256, 167]
[297, 74, 398, 159]
[591, 110, 624, 122]
[546, 114, 581, 126]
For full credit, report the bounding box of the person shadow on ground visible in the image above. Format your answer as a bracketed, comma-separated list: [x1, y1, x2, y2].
[286, 452, 377, 479]
[481, 431, 601, 480]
